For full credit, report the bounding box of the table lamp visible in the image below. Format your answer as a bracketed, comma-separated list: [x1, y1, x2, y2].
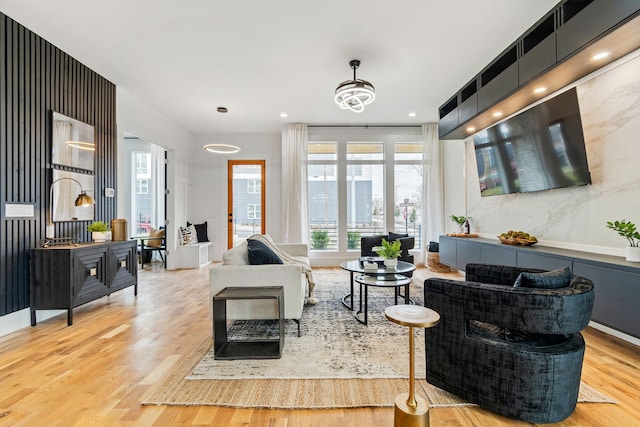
[46, 177, 95, 238]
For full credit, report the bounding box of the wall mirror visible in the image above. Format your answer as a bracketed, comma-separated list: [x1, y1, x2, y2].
[52, 170, 95, 222]
[52, 111, 95, 171]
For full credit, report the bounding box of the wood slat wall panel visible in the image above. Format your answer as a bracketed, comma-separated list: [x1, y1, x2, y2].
[0, 12, 116, 316]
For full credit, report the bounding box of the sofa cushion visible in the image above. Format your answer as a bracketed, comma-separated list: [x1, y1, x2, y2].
[247, 238, 283, 265]
[187, 221, 209, 242]
[222, 241, 250, 265]
[513, 267, 572, 289]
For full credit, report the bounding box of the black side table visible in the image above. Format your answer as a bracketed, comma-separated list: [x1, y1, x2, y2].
[212, 286, 285, 359]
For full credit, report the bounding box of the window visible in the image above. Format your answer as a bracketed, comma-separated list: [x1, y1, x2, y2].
[136, 153, 151, 178]
[346, 142, 385, 249]
[393, 143, 423, 241]
[308, 143, 338, 250]
[136, 178, 149, 195]
[247, 204, 261, 220]
[247, 178, 261, 194]
[307, 128, 423, 255]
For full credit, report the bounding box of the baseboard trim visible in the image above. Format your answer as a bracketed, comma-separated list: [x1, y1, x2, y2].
[588, 321, 640, 347]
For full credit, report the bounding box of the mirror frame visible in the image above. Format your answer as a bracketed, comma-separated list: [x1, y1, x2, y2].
[51, 111, 95, 171]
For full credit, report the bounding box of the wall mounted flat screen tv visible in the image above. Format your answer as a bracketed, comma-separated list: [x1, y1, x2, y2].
[473, 88, 591, 197]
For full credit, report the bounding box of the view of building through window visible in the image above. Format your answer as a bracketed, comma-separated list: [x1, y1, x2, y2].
[307, 137, 423, 252]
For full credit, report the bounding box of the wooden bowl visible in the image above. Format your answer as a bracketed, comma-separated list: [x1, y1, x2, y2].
[497, 235, 538, 246]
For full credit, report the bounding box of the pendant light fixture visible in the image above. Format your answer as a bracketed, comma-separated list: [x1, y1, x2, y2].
[335, 59, 375, 113]
[204, 107, 241, 154]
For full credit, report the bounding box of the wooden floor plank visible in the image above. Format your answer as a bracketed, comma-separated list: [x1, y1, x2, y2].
[0, 263, 638, 426]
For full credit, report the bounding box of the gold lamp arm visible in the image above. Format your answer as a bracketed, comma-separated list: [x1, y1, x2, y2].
[46, 177, 95, 238]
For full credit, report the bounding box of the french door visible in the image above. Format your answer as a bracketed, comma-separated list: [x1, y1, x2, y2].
[227, 160, 266, 248]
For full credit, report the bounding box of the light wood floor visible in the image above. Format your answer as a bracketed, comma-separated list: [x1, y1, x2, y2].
[0, 263, 638, 426]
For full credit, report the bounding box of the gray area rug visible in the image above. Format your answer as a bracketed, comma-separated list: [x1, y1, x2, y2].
[189, 272, 425, 380]
[143, 270, 617, 408]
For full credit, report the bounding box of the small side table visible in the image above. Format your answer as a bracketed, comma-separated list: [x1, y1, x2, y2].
[212, 286, 284, 360]
[385, 304, 440, 427]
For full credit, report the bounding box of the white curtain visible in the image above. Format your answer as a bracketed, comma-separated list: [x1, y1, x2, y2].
[421, 123, 445, 264]
[282, 124, 309, 243]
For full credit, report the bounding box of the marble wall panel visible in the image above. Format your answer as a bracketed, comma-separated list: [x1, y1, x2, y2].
[465, 53, 640, 254]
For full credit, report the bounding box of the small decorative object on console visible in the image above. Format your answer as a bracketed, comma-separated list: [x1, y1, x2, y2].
[498, 230, 538, 246]
[606, 219, 640, 262]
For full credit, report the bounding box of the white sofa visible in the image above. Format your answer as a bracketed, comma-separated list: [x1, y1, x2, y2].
[209, 240, 310, 336]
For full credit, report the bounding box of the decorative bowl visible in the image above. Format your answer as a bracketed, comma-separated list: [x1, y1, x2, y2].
[497, 236, 538, 246]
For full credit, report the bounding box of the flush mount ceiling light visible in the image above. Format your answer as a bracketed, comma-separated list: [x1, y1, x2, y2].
[335, 59, 375, 113]
[203, 107, 241, 154]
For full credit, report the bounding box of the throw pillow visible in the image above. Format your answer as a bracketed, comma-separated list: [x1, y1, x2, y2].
[180, 224, 198, 245]
[247, 238, 283, 265]
[146, 227, 165, 248]
[187, 221, 209, 242]
[513, 266, 572, 289]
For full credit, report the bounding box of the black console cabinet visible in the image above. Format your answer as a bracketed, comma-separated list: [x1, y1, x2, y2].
[439, 235, 640, 339]
[30, 240, 138, 326]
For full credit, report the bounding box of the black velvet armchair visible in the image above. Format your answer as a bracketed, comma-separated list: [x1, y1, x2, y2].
[423, 263, 594, 423]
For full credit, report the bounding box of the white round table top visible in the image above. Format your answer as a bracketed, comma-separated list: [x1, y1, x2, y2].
[385, 304, 440, 328]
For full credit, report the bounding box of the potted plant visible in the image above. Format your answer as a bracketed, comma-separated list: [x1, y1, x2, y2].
[375, 238, 402, 269]
[606, 219, 640, 262]
[87, 221, 110, 242]
[450, 214, 469, 234]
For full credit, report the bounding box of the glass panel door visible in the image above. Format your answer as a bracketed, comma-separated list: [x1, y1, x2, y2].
[228, 160, 266, 248]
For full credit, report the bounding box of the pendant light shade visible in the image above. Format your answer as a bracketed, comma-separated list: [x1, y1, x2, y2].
[335, 59, 375, 113]
[204, 107, 241, 154]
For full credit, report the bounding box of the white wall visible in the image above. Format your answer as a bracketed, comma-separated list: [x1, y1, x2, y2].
[458, 50, 640, 256]
[442, 139, 466, 232]
[189, 133, 282, 261]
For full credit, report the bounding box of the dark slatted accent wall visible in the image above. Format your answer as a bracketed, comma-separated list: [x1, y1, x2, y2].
[0, 12, 116, 316]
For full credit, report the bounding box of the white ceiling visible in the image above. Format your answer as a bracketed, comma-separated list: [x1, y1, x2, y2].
[0, 0, 560, 135]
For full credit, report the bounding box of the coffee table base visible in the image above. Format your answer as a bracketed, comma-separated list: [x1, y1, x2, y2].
[394, 393, 429, 427]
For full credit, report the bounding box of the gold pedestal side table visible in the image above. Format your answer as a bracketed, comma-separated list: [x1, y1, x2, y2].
[385, 304, 440, 427]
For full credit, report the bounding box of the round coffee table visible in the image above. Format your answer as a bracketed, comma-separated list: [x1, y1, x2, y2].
[340, 259, 416, 312]
[385, 305, 440, 427]
[354, 274, 412, 325]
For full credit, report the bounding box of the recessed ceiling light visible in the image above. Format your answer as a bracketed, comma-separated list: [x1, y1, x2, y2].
[492, 111, 503, 118]
[408, 112, 416, 117]
[466, 126, 476, 132]
[280, 112, 288, 118]
[592, 51, 610, 61]
[533, 87, 547, 94]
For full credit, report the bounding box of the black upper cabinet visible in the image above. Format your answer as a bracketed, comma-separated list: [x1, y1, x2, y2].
[438, 95, 459, 138]
[519, 14, 557, 85]
[438, 0, 640, 139]
[557, 0, 640, 60]
[478, 46, 518, 112]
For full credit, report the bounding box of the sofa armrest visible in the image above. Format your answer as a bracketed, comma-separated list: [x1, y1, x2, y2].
[209, 263, 305, 320]
[276, 243, 308, 257]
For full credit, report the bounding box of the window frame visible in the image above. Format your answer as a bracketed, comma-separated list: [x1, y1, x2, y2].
[306, 126, 423, 261]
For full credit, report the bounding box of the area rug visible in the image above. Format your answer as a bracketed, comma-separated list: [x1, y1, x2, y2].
[143, 271, 616, 409]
